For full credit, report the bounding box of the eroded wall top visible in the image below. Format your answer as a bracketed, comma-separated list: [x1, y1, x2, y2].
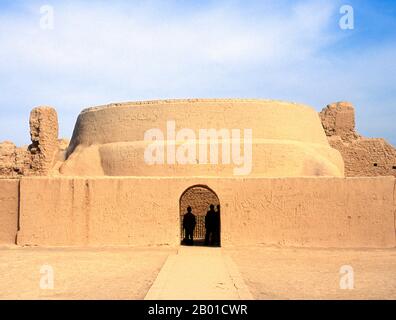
[0, 106, 68, 178]
[320, 102, 396, 177]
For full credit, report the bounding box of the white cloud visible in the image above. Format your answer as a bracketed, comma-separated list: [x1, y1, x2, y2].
[0, 1, 336, 74]
[0, 0, 395, 146]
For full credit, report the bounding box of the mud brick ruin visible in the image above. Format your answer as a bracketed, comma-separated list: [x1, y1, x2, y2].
[0, 99, 395, 248]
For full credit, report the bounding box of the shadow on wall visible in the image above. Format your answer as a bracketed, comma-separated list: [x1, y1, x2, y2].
[180, 185, 220, 247]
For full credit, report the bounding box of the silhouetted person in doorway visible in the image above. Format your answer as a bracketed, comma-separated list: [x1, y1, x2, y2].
[205, 204, 216, 245]
[183, 206, 196, 245]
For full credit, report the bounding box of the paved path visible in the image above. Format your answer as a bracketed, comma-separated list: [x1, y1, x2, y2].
[145, 246, 253, 300]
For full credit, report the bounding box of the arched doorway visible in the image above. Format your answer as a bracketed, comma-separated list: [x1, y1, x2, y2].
[179, 185, 220, 247]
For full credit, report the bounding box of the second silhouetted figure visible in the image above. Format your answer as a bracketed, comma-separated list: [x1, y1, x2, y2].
[205, 204, 218, 245]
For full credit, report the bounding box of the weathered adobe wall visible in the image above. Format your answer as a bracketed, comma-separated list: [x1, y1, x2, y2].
[320, 102, 396, 177]
[0, 142, 30, 177]
[28, 107, 60, 175]
[0, 179, 19, 244]
[329, 137, 396, 177]
[0, 107, 68, 178]
[17, 177, 396, 248]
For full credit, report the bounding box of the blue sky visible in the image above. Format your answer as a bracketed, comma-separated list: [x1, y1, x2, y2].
[0, 0, 395, 146]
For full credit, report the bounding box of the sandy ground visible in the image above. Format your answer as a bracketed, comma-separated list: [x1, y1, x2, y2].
[0, 246, 174, 300]
[1, 245, 396, 300]
[226, 245, 396, 300]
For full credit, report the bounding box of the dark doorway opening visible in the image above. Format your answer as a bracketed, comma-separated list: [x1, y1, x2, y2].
[179, 185, 221, 247]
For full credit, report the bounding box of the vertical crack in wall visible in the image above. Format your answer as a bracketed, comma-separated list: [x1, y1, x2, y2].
[15, 179, 21, 245]
[84, 179, 91, 246]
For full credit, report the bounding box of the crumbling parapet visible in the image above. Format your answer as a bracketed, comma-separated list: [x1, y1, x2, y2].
[28, 106, 59, 175]
[0, 106, 64, 178]
[319, 102, 359, 142]
[0, 141, 29, 177]
[320, 102, 396, 177]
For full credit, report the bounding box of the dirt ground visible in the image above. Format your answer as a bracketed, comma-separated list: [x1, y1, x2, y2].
[0, 245, 174, 300]
[1, 245, 396, 300]
[226, 245, 396, 300]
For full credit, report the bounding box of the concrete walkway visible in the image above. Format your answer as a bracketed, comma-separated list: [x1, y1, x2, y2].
[145, 246, 253, 300]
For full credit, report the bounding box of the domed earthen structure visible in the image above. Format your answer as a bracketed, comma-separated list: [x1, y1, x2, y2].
[61, 99, 344, 177]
